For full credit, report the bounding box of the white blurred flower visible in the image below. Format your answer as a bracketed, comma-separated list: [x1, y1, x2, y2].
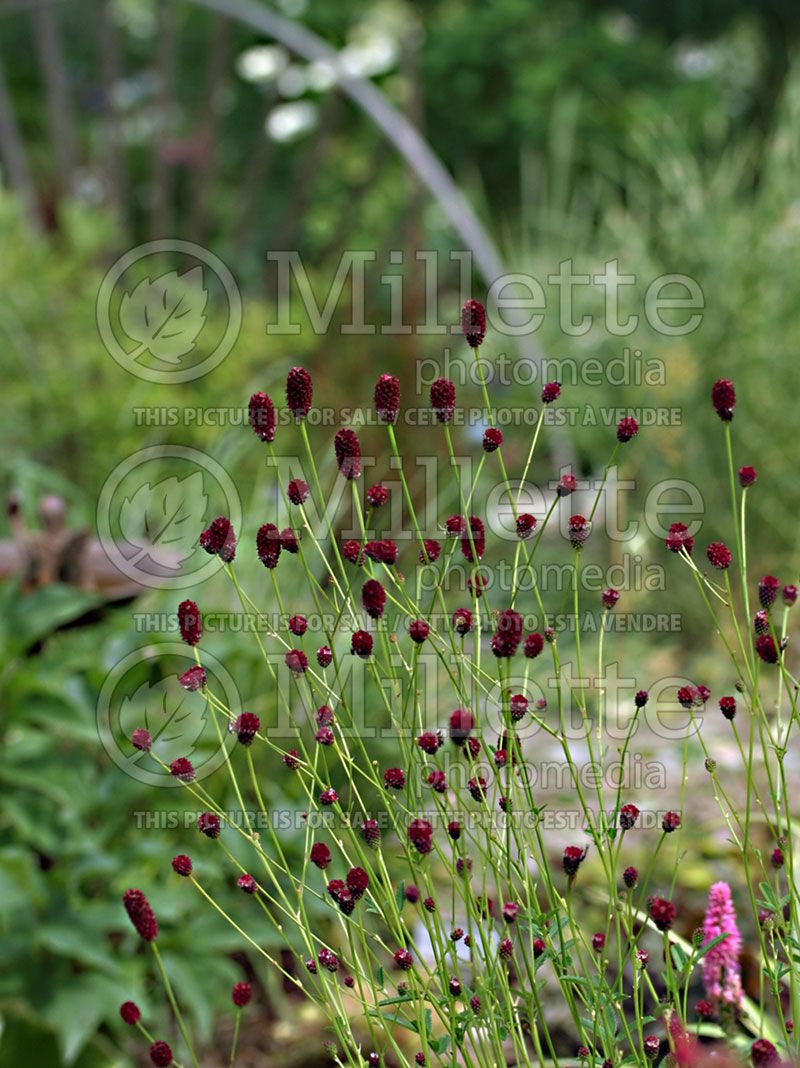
[266, 101, 318, 142]
[237, 45, 289, 84]
[307, 59, 338, 93]
[338, 34, 397, 79]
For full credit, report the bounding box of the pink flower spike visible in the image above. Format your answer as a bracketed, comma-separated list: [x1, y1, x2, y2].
[701, 881, 744, 1013]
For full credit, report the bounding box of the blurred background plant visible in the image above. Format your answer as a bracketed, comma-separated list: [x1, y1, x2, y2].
[0, 0, 799, 1064]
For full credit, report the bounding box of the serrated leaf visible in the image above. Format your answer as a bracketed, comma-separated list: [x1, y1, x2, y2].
[119, 472, 207, 569]
[119, 266, 207, 365]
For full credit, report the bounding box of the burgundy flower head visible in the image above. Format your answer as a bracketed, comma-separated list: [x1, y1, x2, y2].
[754, 610, 769, 636]
[619, 803, 640, 830]
[483, 427, 503, 452]
[238, 874, 257, 894]
[287, 478, 309, 505]
[179, 665, 206, 691]
[662, 810, 681, 833]
[120, 1001, 141, 1025]
[362, 578, 386, 619]
[711, 378, 735, 421]
[635, 689, 649, 707]
[452, 608, 473, 635]
[149, 1041, 173, 1067]
[346, 866, 369, 900]
[677, 685, 707, 709]
[248, 391, 276, 443]
[468, 776, 487, 802]
[516, 514, 536, 539]
[172, 854, 192, 877]
[623, 866, 638, 889]
[408, 818, 433, 854]
[751, 1040, 779, 1068]
[568, 514, 591, 549]
[648, 895, 676, 931]
[256, 523, 281, 569]
[197, 811, 220, 838]
[616, 416, 639, 443]
[444, 514, 466, 538]
[425, 769, 445, 793]
[394, 948, 414, 970]
[334, 428, 362, 480]
[719, 696, 736, 720]
[170, 757, 195, 783]
[419, 539, 440, 563]
[318, 948, 339, 972]
[232, 982, 252, 1007]
[461, 299, 486, 348]
[310, 842, 331, 869]
[562, 845, 587, 878]
[199, 516, 236, 562]
[602, 588, 619, 609]
[542, 381, 561, 403]
[739, 465, 757, 487]
[666, 522, 694, 554]
[123, 888, 158, 941]
[502, 901, 520, 923]
[384, 767, 406, 790]
[430, 378, 456, 423]
[286, 366, 312, 419]
[707, 542, 731, 570]
[131, 728, 152, 751]
[351, 630, 373, 658]
[557, 473, 577, 496]
[342, 540, 363, 565]
[409, 619, 430, 644]
[288, 614, 307, 636]
[317, 645, 333, 667]
[758, 575, 780, 609]
[176, 598, 200, 645]
[524, 632, 544, 658]
[784, 584, 798, 607]
[364, 539, 398, 565]
[362, 818, 381, 846]
[510, 693, 528, 721]
[280, 527, 299, 553]
[492, 609, 523, 658]
[449, 707, 475, 746]
[756, 634, 778, 664]
[366, 483, 390, 508]
[374, 373, 400, 424]
[234, 711, 260, 745]
[460, 515, 485, 562]
[417, 730, 442, 754]
[404, 885, 420, 905]
[315, 725, 334, 746]
[284, 649, 308, 674]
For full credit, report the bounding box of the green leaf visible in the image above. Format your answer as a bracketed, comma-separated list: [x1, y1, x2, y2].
[43, 973, 125, 1064]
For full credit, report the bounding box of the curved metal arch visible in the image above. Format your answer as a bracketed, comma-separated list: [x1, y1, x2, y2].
[186, 0, 508, 289]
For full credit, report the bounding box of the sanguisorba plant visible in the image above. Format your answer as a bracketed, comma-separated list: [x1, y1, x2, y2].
[118, 299, 799, 1068]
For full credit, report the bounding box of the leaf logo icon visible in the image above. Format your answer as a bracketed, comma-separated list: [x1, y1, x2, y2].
[119, 472, 208, 570]
[120, 676, 207, 765]
[118, 266, 208, 365]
